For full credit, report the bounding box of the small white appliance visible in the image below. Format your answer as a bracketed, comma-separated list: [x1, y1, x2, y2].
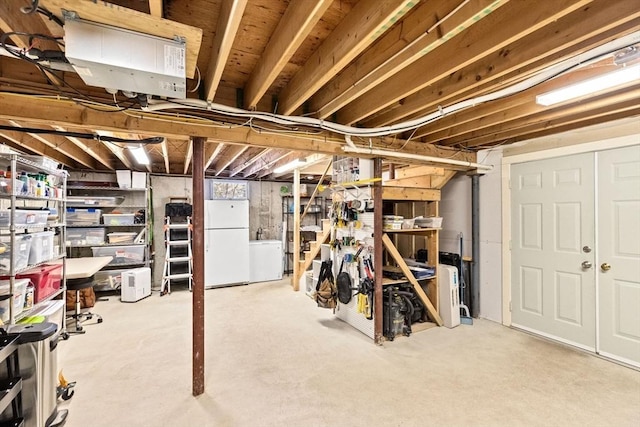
[249, 240, 283, 283]
[204, 199, 250, 288]
[121, 267, 151, 302]
[437, 264, 461, 328]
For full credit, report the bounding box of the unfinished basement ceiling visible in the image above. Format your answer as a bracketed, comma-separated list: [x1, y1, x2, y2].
[0, 0, 638, 178]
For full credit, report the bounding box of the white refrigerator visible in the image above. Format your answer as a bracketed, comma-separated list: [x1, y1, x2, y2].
[204, 199, 250, 288]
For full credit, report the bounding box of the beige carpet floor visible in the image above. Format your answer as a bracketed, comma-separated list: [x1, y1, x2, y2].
[57, 279, 640, 427]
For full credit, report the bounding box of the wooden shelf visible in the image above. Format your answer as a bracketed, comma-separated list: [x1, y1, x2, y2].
[384, 228, 440, 234]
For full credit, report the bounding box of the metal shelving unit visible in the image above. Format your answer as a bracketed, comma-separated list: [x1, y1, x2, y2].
[66, 176, 152, 291]
[281, 195, 325, 274]
[0, 153, 67, 325]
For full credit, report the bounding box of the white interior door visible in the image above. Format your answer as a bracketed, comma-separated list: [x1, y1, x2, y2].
[597, 145, 640, 366]
[511, 153, 596, 350]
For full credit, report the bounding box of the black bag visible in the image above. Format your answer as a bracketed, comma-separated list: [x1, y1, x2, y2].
[315, 260, 337, 309]
[336, 258, 353, 304]
[165, 203, 192, 218]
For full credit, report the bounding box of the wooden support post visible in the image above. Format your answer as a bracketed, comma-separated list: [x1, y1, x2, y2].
[300, 159, 332, 222]
[382, 233, 443, 326]
[373, 158, 384, 344]
[192, 136, 206, 396]
[292, 168, 301, 290]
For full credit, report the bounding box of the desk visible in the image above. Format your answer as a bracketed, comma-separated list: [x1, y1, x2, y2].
[53, 256, 113, 279]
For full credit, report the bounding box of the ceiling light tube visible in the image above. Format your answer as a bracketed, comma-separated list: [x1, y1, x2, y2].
[129, 146, 150, 165]
[536, 63, 640, 106]
[342, 146, 493, 171]
[274, 159, 306, 174]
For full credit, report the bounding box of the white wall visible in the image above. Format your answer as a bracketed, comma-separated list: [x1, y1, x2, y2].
[439, 173, 471, 257]
[477, 149, 503, 323]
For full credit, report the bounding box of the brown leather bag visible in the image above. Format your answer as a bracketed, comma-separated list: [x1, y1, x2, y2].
[66, 288, 96, 311]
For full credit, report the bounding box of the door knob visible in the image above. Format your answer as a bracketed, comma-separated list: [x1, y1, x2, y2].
[581, 261, 592, 269]
[601, 263, 612, 271]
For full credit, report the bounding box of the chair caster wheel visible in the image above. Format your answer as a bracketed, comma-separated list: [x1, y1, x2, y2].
[97, 318, 103, 323]
[61, 332, 70, 340]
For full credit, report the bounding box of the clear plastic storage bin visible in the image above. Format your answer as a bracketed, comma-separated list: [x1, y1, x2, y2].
[66, 228, 106, 246]
[102, 214, 135, 225]
[66, 208, 102, 226]
[91, 245, 145, 265]
[0, 210, 49, 227]
[0, 278, 29, 322]
[107, 232, 138, 244]
[92, 269, 127, 290]
[0, 234, 33, 273]
[28, 231, 55, 264]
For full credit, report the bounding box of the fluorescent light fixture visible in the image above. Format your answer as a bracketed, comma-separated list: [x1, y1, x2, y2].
[129, 146, 150, 165]
[536, 63, 640, 106]
[274, 159, 306, 174]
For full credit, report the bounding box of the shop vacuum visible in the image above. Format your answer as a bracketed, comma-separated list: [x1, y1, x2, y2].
[383, 284, 425, 341]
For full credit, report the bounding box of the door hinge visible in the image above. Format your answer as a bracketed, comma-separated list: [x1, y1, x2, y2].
[509, 301, 512, 312]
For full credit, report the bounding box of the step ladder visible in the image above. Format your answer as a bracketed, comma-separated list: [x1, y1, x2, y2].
[160, 216, 193, 295]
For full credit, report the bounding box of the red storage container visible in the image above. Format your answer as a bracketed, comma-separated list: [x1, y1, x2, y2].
[16, 264, 62, 303]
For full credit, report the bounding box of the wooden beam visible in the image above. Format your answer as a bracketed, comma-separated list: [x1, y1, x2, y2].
[278, 0, 419, 115]
[382, 234, 443, 326]
[204, 0, 248, 101]
[384, 176, 433, 188]
[191, 136, 205, 396]
[242, 150, 290, 178]
[458, 89, 640, 148]
[39, 0, 202, 78]
[311, 0, 509, 118]
[213, 145, 248, 176]
[204, 142, 225, 171]
[229, 148, 271, 177]
[3, 120, 99, 169]
[0, 1, 61, 51]
[0, 130, 79, 168]
[423, 63, 625, 142]
[368, 0, 640, 126]
[51, 125, 113, 169]
[148, 0, 162, 17]
[393, 166, 445, 179]
[243, 0, 331, 109]
[0, 93, 474, 163]
[256, 152, 300, 179]
[337, 0, 592, 125]
[102, 141, 133, 169]
[161, 139, 170, 174]
[382, 187, 441, 201]
[430, 170, 458, 189]
[183, 140, 193, 175]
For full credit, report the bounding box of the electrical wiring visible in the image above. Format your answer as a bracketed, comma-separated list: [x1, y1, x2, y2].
[144, 31, 639, 139]
[0, 124, 163, 144]
[188, 66, 202, 93]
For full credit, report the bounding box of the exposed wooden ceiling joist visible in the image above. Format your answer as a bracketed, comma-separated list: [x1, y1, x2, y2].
[257, 151, 301, 179]
[310, 0, 509, 119]
[243, 0, 331, 110]
[0, 1, 61, 51]
[454, 86, 640, 149]
[148, 0, 163, 18]
[213, 145, 248, 176]
[368, 0, 640, 127]
[183, 140, 193, 175]
[2, 120, 100, 169]
[242, 150, 290, 178]
[160, 139, 170, 173]
[52, 125, 114, 169]
[337, 0, 592, 125]
[0, 129, 80, 168]
[278, 0, 419, 115]
[229, 148, 271, 177]
[204, 0, 249, 101]
[204, 142, 225, 171]
[0, 94, 475, 164]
